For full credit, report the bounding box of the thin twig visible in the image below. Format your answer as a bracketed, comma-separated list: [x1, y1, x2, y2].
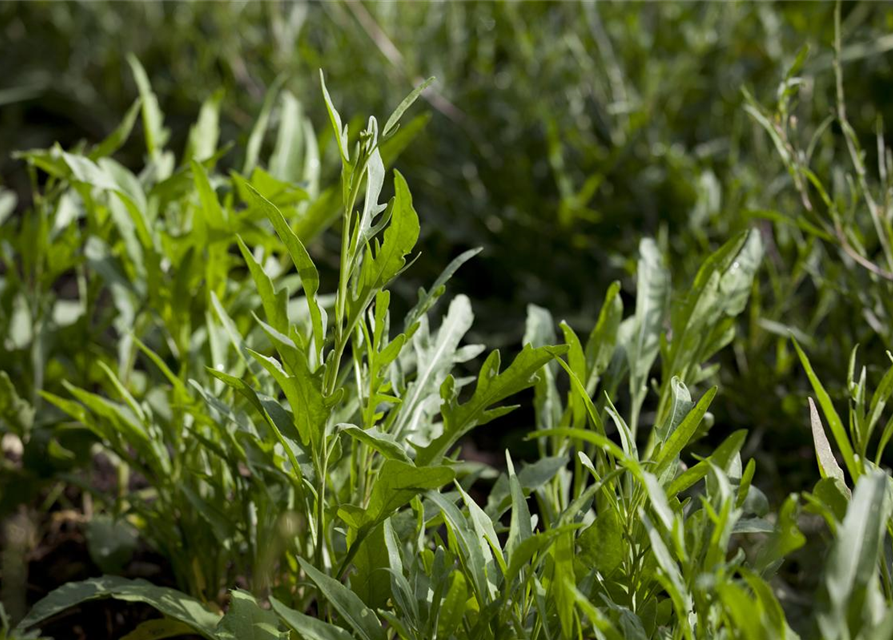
[835, 221, 893, 282]
[344, 0, 466, 125]
[834, 1, 893, 273]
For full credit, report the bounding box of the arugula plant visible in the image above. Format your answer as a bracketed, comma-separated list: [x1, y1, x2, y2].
[0, 56, 331, 597]
[12, 32, 893, 640]
[190, 70, 565, 604]
[1, 58, 425, 598]
[6, 61, 564, 609]
[794, 341, 893, 640]
[13, 89, 810, 635]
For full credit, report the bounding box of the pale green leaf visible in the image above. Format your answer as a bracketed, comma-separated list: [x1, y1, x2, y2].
[126, 54, 169, 157]
[627, 239, 669, 401]
[270, 91, 305, 182]
[185, 90, 222, 162]
[809, 397, 846, 484]
[794, 339, 859, 481]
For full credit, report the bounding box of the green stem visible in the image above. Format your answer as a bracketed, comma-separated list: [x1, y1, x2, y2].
[315, 449, 329, 574]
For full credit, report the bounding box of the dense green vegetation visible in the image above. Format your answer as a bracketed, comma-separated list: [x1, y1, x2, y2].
[2, 2, 893, 639]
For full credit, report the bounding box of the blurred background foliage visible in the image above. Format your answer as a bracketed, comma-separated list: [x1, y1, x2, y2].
[3, 0, 893, 493]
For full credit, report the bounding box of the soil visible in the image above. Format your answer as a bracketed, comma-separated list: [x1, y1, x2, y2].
[0, 442, 201, 640]
[16, 509, 199, 640]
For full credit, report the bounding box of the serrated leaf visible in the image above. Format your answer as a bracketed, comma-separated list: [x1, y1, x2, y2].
[393, 294, 479, 440]
[660, 230, 762, 406]
[666, 430, 747, 498]
[417, 344, 567, 465]
[354, 171, 420, 303]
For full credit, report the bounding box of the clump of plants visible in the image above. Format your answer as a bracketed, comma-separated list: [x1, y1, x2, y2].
[3, 17, 893, 640]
